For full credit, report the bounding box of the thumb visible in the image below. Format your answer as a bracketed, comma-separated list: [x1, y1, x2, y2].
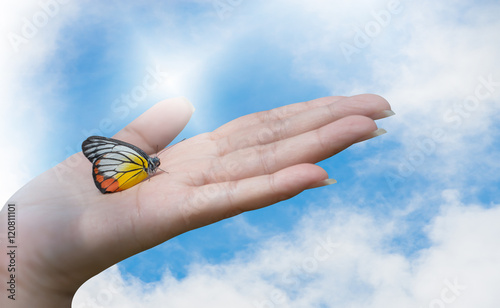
[113, 97, 195, 154]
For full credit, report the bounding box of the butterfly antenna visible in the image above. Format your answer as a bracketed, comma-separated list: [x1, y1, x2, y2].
[157, 138, 186, 156]
[154, 138, 186, 174]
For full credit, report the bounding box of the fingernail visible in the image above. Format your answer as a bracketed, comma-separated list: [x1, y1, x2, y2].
[356, 128, 387, 143]
[179, 96, 196, 113]
[379, 110, 395, 119]
[370, 128, 387, 138]
[308, 178, 337, 189]
[187, 99, 196, 113]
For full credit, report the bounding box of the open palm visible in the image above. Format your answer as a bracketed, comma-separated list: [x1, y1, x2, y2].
[1, 95, 392, 307]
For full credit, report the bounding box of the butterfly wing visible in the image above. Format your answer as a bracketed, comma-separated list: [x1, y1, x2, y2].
[82, 136, 156, 193]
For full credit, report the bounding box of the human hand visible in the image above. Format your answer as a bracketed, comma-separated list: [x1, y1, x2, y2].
[0, 95, 392, 307]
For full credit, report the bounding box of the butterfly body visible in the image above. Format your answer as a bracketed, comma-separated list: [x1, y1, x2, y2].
[82, 136, 160, 194]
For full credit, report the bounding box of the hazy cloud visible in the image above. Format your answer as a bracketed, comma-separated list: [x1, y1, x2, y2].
[74, 190, 500, 307]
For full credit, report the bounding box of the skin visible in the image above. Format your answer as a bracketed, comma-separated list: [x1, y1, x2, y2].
[0, 94, 392, 307]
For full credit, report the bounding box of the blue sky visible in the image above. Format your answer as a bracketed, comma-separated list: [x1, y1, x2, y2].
[2, 0, 500, 307]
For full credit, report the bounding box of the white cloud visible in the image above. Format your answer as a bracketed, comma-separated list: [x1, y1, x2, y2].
[0, 0, 81, 206]
[198, 0, 500, 188]
[302, 1, 500, 193]
[197, 0, 500, 208]
[74, 190, 500, 307]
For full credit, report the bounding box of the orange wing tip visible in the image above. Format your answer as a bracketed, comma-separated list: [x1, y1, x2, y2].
[101, 178, 120, 193]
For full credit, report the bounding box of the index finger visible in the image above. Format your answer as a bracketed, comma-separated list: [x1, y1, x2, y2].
[212, 94, 391, 138]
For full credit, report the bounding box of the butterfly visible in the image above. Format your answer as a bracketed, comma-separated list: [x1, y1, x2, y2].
[82, 136, 161, 194]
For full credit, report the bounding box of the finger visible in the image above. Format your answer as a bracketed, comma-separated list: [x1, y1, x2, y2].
[113, 97, 195, 154]
[213, 94, 390, 138]
[339, 94, 393, 120]
[212, 96, 345, 136]
[214, 94, 391, 155]
[179, 163, 328, 228]
[201, 115, 378, 183]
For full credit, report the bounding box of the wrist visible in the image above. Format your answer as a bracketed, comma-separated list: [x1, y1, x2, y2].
[1, 205, 75, 307]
